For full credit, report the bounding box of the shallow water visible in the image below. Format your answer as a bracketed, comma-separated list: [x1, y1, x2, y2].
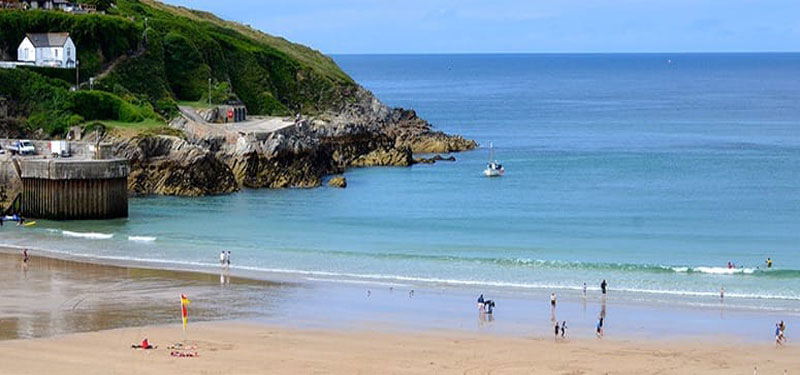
[2, 53, 799, 314]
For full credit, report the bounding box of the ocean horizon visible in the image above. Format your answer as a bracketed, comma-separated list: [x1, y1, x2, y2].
[3, 53, 799, 314]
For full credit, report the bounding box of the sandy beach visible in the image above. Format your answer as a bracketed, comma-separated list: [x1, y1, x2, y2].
[1, 248, 798, 374]
[0, 321, 797, 374]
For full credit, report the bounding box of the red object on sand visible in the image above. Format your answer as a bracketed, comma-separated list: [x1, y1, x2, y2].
[142, 338, 149, 348]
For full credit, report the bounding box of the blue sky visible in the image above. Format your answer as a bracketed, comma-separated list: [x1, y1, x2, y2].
[163, 0, 799, 54]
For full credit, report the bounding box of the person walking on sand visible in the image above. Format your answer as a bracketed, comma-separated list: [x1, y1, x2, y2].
[561, 321, 567, 339]
[22, 249, 28, 264]
[477, 294, 485, 310]
[776, 323, 783, 347]
[601, 279, 607, 295]
[596, 317, 604, 338]
[554, 321, 560, 340]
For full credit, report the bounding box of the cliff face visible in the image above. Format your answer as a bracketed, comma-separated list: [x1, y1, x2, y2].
[112, 86, 476, 196]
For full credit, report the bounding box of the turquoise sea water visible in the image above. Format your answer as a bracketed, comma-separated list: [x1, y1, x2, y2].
[3, 54, 800, 313]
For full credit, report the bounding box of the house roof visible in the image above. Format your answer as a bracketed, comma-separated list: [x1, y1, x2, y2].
[25, 32, 71, 48]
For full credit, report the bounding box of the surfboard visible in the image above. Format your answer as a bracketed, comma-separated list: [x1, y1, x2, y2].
[22, 221, 36, 227]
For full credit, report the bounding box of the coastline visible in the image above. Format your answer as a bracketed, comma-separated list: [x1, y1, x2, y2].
[0, 246, 794, 344]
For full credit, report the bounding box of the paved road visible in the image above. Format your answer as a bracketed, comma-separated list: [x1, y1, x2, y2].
[178, 106, 295, 137]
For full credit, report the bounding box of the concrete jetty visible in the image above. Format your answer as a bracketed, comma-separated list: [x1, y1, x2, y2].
[18, 159, 129, 220]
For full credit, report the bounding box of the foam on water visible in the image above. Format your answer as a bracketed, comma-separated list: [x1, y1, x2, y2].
[128, 236, 157, 242]
[61, 231, 114, 240]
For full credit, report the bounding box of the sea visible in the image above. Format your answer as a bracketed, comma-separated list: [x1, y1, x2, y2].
[3, 53, 800, 315]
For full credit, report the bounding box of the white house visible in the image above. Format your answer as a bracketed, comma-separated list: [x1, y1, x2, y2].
[17, 32, 76, 68]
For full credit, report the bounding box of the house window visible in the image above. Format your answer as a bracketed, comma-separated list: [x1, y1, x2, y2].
[55, 49, 59, 58]
[66, 47, 71, 58]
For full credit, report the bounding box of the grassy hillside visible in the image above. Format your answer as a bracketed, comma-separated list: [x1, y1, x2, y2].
[0, 0, 356, 137]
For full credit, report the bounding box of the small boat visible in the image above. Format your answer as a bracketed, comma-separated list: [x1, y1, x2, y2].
[483, 142, 504, 177]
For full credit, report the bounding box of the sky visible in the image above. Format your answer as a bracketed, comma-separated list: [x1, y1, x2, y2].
[163, 0, 800, 54]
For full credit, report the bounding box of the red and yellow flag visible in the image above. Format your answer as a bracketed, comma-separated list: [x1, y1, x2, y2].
[181, 294, 190, 330]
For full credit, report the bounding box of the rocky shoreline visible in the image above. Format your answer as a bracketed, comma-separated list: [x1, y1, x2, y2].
[112, 86, 476, 196]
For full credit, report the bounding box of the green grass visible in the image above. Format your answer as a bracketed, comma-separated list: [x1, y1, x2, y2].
[97, 118, 166, 130]
[0, 0, 359, 138]
[177, 100, 215, 109]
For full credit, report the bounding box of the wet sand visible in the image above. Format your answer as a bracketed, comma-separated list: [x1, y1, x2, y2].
[0, 251, 289, 340]
[0, 322, 797, 374]
[1, 248, 798, 373]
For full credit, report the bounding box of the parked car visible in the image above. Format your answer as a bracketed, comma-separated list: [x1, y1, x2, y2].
[10, 140, 35, 156]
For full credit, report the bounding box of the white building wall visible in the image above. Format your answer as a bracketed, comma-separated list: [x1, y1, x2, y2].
[63, 38, 76, 67]
[17, 38, 35, 62]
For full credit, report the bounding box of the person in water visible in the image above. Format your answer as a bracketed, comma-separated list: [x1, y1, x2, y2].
[720, 287, 725, 301]
[477, 294, 485, 310]
[766, 257, 772, 269]
[219, 251, 225, 266]
[601, 280, 607, 295]
[226, 251, 231, 266]
[582, 283, 587, 297]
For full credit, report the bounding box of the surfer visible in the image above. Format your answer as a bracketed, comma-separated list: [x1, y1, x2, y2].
[766, 257, 772, 269]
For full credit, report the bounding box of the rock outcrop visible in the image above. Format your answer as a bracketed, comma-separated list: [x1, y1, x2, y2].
[328, 176, 347, 188]
[350, 147, 413, 167]
[109, 85, 475, 196]
[114, 136, 238, 196]
[0, 156, 21, 213]
[413, 154, 456, 164]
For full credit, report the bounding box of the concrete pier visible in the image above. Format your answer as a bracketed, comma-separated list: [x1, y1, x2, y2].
[19, 159, 129, 220]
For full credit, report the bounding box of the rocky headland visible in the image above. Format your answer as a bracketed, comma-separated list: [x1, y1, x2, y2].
[109, 86, 476, 196]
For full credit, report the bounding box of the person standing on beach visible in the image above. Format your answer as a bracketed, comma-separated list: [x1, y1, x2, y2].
[561, 321, 567, 339]
[596, 317, 604, 338]
[22, 249, 28, 264]
[582, 283, 587, 297]
[554, 321, 560, 340]
[550, 293, 557, 309]
[601, 280, 607, 295]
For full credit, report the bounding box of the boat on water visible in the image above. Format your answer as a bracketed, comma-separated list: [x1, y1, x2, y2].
[483, 142, 504, 177]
